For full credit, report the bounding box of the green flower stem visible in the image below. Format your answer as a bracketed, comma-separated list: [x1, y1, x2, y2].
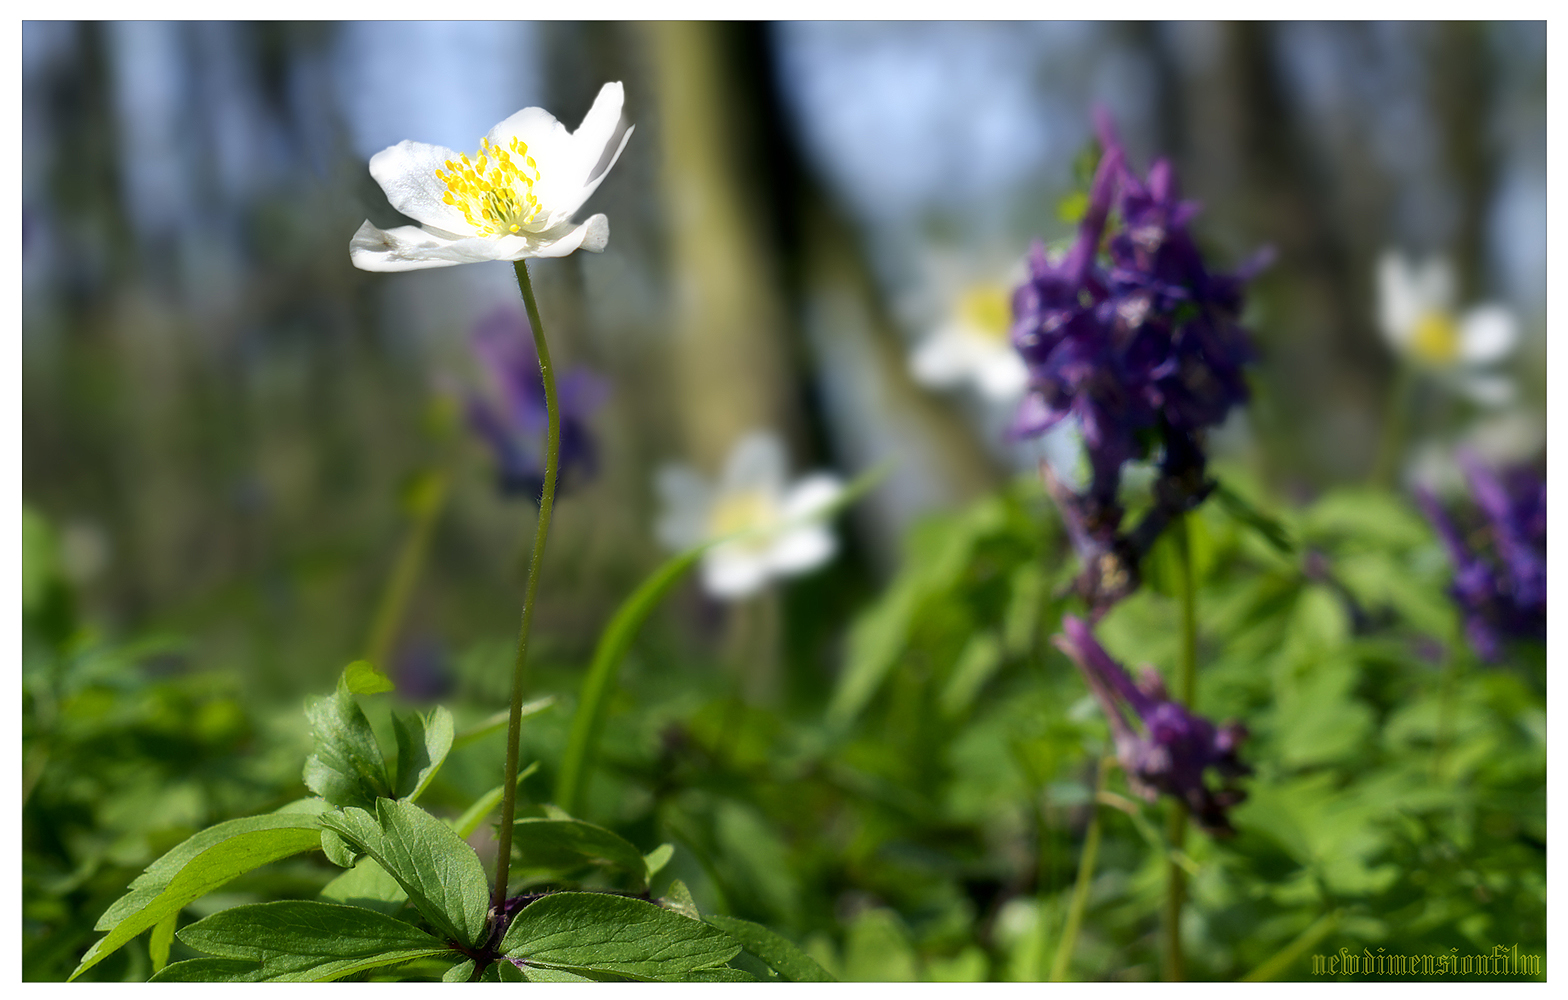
[1163, 512, 1199, 982]
[1371, 362, 1415, 488]
[492, 259, 561, 909]
[363, 471, 448, 674]
[1240, 909, 1341, 982]
[1049, 755, 1111, 982]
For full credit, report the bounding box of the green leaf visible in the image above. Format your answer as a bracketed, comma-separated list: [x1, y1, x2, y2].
[939, 630, 1004, 717]
[71, 814, 324, 981]
[319, 857, 408, 917]
[442, 959, 475, 983]
[392, 705, 454, 802]
[704, 914, 836, 982]
[554, 545, 706, 815]
[21, 504, 59, 613]
[510, 817, 652, 890]
[343, 658, 395, 695]
[303, 676, 392, 810]
[643, 843, 675, 881]
[661, 879, 702, 921]
[149, 914, 176, 974]
[452, 697, 554, 750]
[450, 761, 540, 839]
[519, 964, 597, 982]
[1213, 480, 1295, 554]
[319, 828, 361, 869]
[501, 892, 740, 980]
[151, 959, 263, 981]
[151, 900, 452, 982]
[321, 798, 490, 949]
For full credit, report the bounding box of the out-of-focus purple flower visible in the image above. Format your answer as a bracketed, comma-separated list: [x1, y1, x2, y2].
[1415, 452, 1545, 662]
[1011, 110, 1268, 613]
[466, 306, 609, 502]
[1054, 615, 1250, 836]
[392, 635, 453, 702]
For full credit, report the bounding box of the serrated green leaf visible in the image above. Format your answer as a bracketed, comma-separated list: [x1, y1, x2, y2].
[72, 814, 324, 980]
[343, 658, 395, 695]
[322, 799, 490, 949]
[319, 828, 361, 869]
[519, 964, 597, 982]
[705, 914, 836, 982]
[501, 892, 739, 980]
[450, 761, 539, 839]
[510, 818, 651, 890]
[442, 959, 475, 983]
[643, 843, 675, 881]
[149, 914, 176, 974]
[303, 677, 391, 810]
[150, 959, 263, 981]
[392, 705, 454, 802]
[320, 857, 408, 917]
[661, 879, 702, 921]
[152, 900, 451, 982]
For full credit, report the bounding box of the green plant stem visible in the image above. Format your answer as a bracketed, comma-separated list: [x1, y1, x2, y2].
[1240, 910, 1341, 982]
[1163, 513, 1199, 983]
[363, 471, 448, 673]
[1370, 362, 1415, 488]
[1050, 756, 1111, 982]
[492, 259, 561, 909]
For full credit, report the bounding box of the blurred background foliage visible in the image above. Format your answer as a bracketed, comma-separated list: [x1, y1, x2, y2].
[21, 21, 1546, 982]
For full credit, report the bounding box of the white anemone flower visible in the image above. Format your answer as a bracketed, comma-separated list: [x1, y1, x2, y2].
[655, 432, 844, 600]
[1376, 249, 1519, 406]
[350, 82, 633, 272]
[910, 279, 1029, 401]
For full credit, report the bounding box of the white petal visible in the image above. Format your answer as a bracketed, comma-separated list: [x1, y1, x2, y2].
[910, 331, 972, 387]
[780, 474, 844, 521]
[350, 221, 514, 272]
[702, 548, 768, 599]
[527, 215, 609, 258]
[721, 432, 788, 498]
[367, 140, 476, 237]
[1412, 255, 1456, 314]
[975, 352, 1029, 400]
[765, 524, 836, 576]
[1458, 304, 1518, 364]
[1455, 373, 1516, 408]
[1376, 250, 1419, 344]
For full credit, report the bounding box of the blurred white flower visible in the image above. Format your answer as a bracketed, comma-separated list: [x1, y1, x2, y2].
[350, 82, 633, 271]
[655, 432, 843, 600]
[1376, 249, 1518, 406]
[910, 279, 1028, 401]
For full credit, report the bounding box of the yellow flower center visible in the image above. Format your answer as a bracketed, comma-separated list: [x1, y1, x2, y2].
[708, 490, 780, 550]
[436, 136, 543, 238]
[957, 284, 1013, 343]
[1410, 309, 1460, 366]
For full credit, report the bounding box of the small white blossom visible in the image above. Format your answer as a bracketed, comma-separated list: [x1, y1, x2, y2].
[910, 278, 1028, 401]
[1377, 249, 1518, 406]
[350, 82, 633, 271]
[655, 432, 843, 600]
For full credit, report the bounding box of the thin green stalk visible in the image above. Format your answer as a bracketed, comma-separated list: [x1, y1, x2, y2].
[1370, 363, 1415, 488]
[492, 259, 561, 909]
[1050, 756, 1111, 982]
[1240, 910, 1341, 982]
[363, 471, 448, 673]
[1162, 512, 1199, 982]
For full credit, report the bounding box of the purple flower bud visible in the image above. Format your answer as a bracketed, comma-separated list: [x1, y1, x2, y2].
[1415, 454, 1546, 662]
[466, 306, 609, 502]
[1054, 615, 1250, 836]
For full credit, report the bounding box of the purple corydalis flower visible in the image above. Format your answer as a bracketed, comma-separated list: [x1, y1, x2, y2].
[1414, 452, 1545, 662]
[1012, 110, 1268, 613]
[1054, 615, 1250, 836]
[466, 306, 608, 502]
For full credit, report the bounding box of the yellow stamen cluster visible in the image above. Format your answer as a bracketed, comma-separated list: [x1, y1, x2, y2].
[709, 490, 780, 552]
[436, 136, 542, 238]
[1411, 309, 1460, 366]
[958, 284, 1013, 343]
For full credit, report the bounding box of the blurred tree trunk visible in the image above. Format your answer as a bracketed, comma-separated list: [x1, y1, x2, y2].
[1428, 21, 1497, 299]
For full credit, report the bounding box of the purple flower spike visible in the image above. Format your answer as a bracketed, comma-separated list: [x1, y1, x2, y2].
[1012, 110, 1266, 614]
[1054, 615, 1250, 836]
[466, 306, 609, 502]
[1415, 454, 1546, 662]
